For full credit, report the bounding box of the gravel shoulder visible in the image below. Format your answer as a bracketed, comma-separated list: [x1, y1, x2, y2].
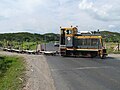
[0, 51, 56, 90]
[108, 54, 120, 58]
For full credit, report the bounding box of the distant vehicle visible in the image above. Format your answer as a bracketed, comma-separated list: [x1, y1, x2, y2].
[54, 41, 59, 47]
[59, 26, 107, 59]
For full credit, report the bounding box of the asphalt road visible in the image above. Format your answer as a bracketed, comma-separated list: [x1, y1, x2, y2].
[45, 43, 120, 90]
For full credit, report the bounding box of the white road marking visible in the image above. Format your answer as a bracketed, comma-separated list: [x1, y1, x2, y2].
[51, 66, 113, 71]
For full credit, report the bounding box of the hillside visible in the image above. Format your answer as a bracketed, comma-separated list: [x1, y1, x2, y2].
[0, 32, 59, 42]
[101, 31, 120, 42]
[0, 31, 119, 42]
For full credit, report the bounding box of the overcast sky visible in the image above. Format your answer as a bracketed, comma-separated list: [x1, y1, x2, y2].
[0, 0, 120, 33]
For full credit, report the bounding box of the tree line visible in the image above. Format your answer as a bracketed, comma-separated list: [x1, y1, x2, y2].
[0, 32, 60, 42]
[0, 31, 119, 43]
[101, 31, 120, 42]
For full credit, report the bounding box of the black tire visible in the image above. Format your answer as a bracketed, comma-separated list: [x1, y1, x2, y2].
[100, 54, 106, 59]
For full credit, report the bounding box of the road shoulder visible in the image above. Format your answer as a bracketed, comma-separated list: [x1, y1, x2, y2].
[0, 51, 56, 90]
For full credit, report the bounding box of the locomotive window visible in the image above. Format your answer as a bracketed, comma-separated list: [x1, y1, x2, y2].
[77, 39, 91, 46]
[83, 39, 91, 45]
[66, 30, 72, 34]
[91, 39, 99, 46]
[76, 38, 100, 46]
[77, 39, 83, 45]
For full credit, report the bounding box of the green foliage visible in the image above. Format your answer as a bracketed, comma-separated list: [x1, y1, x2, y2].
[0, 55, 25, 90]
[113, 51, 120, 54]
[0, 32, 60, 50]
[0, 32, 59, 42]
[101, 31, 120, 42]
[22, 42, 37, 50]
[43, 33, 60, 41]
[106, 42, 120, 54]
[0, 31, 119, 43]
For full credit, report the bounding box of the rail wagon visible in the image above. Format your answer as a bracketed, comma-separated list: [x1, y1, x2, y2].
[60, 26, 107, 58]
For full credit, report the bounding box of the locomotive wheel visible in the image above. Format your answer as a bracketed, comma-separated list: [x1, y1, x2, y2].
[61, 54, 66, 57]
[100, 54, 105, 59]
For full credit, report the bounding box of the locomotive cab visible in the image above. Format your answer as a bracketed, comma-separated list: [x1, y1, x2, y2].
[60, 27, 77, 47]
[60, 27, 78, 56]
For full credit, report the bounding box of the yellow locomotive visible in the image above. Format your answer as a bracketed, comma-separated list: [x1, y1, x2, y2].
[60, 26, 107, 58]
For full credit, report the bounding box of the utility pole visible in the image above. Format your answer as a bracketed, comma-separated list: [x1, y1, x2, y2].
[34, 36, 38, 52]
[36, 41, 38, 52]
[18, 39, 20, 50]
[3, 39, 6, 48]
[22, 40, 23, 51]
[117, 41, 119, 51]
[26, 39, 29, 50]
[44, 35, 46, 51]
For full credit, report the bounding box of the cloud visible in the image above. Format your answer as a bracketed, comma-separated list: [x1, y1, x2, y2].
[0, 0, 60, 33]
[79, 0, 120, 21]
[0, 0, 43, 17]
[108, 25, 115, 28]
[108, 25, 120, 32]
[79, 0, 93, 10]
[0, 0, 120, 33]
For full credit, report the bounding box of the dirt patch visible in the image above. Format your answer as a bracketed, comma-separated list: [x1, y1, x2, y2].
[0, 51, 56, 90]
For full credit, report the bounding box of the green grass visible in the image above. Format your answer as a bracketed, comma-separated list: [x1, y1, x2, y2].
[0, 40, 49, 50]
[0, 55, 25, 90]
[113, 51, 120, 54]
[106, 42, 120, 54]
[22, 42, 36, 50]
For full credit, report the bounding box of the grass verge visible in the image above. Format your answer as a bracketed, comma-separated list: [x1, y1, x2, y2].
[106, 42, 120, 54]
[0, 55, 25, 90]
